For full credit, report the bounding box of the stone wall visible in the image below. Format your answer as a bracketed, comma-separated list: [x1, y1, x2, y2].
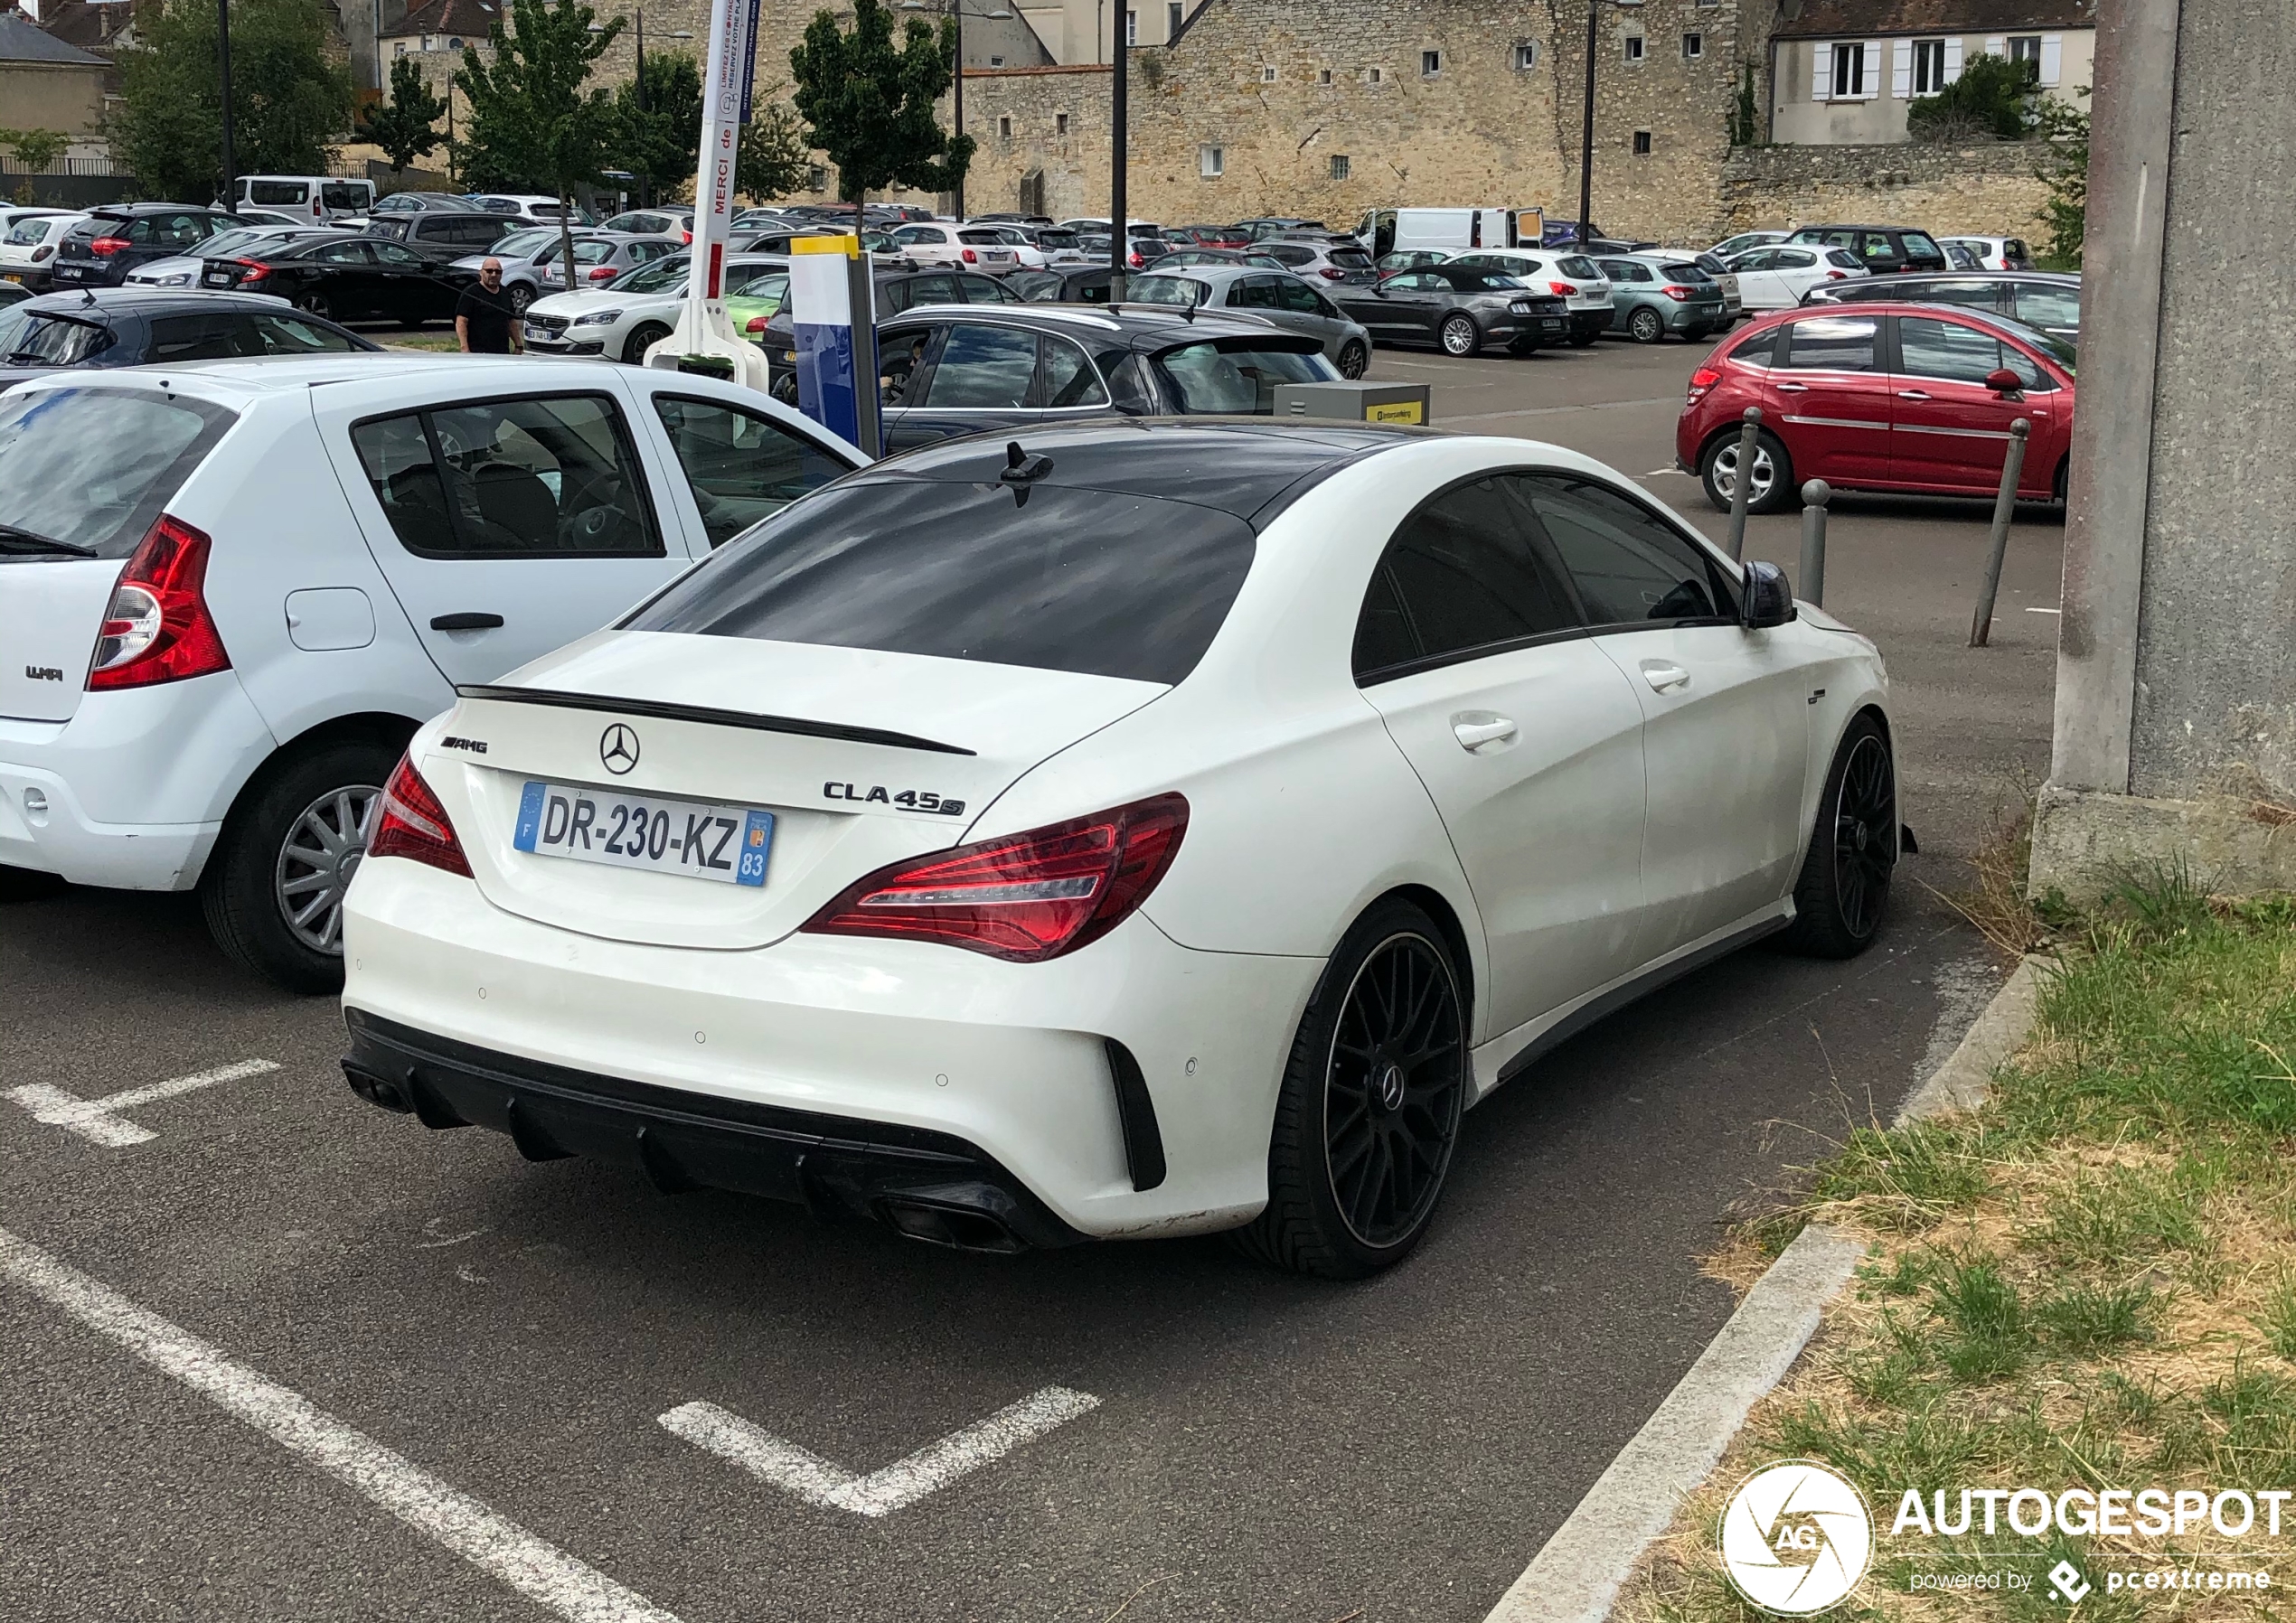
[1715, 142, 2055, 241]
[948, 65, 1111, 219]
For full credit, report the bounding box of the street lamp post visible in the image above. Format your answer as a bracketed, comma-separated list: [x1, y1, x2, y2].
[217, 0, 237, 214]
[1576, 0, 1598, 247]
[1110, 6, 1126, 297]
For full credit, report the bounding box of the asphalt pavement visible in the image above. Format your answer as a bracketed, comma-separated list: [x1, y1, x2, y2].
[0, 333, 2060, 1622]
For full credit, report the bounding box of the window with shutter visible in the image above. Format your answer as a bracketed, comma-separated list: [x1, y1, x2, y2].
[1892, 39, 1912, 97]
[2038, 33, 2063, 86]
[1811, 42, 1830, 101]
[1943, 36, 1963, 81]
[1984, 34, 2006, 57]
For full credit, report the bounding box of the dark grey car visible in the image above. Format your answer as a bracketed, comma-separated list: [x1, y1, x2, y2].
[1801, 269, 2081, 343]
[1334, 264, 1570, 356]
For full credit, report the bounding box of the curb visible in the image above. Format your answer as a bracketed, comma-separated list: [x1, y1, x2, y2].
[1480, 955, 2047, 1623]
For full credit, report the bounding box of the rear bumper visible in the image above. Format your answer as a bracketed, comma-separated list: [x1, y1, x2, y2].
[343, 1009, 1086, 1252]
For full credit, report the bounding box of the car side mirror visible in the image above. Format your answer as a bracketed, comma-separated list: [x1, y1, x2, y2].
[1984, 367, 2026, 399]
[1741, 560, 1797, 630]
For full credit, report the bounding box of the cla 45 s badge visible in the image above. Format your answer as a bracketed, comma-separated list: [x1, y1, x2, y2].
[823, 782, 966, 815]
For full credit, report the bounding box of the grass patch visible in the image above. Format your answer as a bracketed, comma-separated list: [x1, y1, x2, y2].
[383, 332, 461, 352]
[1624, 888, 2296, 1619]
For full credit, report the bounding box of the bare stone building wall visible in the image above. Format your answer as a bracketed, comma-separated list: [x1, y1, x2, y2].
[1716, 143, 2056, 241]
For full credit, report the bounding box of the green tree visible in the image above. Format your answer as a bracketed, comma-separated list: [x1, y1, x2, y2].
[0, 128, 71, 174]
[361, 55, 447, 174]
[608, 50, 701, 206]
[455, 0, 623, 279]
[2034, 88, 2089, 268]
[1726, 62, 1758, 146]
[111, 0, 353, 202]
[737, 99, 813, 203]
[788, 0, 972, 233]
[1906, 52, 2038, 144]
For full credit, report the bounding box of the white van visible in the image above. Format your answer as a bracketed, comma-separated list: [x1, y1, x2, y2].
[1358, 207, 1545, 260]
[235, 175, 376, 223]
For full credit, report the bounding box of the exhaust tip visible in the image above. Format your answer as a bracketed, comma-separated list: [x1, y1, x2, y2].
[341, 1062, 410, 1114]
[881, 1197, 1026, 1254]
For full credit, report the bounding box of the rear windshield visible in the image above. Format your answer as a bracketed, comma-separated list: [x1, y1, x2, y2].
[1659, 262, 1711, 282]
[1126, 274, 1206, 306]
[0, 388, 237, 559]
[1555, 255, 1598, 278]
[1902, 232, 1943, 258]
[1328, 248, 1373, 267]
[248, 181, 309, 205]
[626, 479, 1256, 685]
[958, 230, 1008, 245]
[1153, 340, 1334, 413]
[5, 311, 113, 367]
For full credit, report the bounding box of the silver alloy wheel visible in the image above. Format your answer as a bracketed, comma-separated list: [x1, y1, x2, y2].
[1440, 314, 1477, 355]
[274, 783, 381, 954]
[1629, 306, 1663, 342]
[1709, 438, 1778, 506]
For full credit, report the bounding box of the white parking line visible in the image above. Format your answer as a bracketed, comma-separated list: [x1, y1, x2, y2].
[7, 1059, 280, 1147]
[0, 1225, 682, 1623]
[2026, 606, 2063, 614]
[660, 1387, 1101, 1518]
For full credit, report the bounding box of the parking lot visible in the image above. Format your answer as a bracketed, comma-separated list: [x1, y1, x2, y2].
[0, 334, 2065, 1622]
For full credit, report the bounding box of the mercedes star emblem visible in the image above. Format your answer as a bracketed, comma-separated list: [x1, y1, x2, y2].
[599, 723, 640, 775]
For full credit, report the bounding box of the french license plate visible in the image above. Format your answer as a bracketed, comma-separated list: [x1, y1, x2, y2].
[53, 266, 79, 278]
[1, 273, 17, 284]
[513, 781, 773, 887]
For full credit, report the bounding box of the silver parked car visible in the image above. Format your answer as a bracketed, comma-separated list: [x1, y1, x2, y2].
[1122, 267, 1373, 379]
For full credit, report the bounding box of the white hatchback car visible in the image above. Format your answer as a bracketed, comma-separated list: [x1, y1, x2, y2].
[0, 358, 863, 988]
[339, 420, 1901, 1277]
[890, 221, 1019, 275]
[522, 254, 785, 364]
[1724, 244, 1870, 311]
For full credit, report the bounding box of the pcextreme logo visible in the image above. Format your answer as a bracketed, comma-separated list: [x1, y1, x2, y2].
[1719, 1459, 1876, 1614]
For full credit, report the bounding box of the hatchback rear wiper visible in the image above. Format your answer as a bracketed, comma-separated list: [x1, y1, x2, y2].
[0, 523, 97, 558]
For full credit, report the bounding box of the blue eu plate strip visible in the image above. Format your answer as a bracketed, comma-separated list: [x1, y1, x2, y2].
[736, 809, 775, 887]
[513, 781, 546, 852]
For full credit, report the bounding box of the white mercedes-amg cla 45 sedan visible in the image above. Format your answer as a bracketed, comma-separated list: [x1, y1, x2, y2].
[340, 419, 1899, 1277]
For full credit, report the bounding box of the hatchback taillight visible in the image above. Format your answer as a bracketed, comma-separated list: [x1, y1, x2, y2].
[369, 755, 471, 877]
[1825, 269, 1847, 280]
[961, 247, 978, 263]
[1548, 281, 1577, 296]
[1661, 284, 1695, 301]
[87, 516, 231, 690]
[586, 265, 617, 280]
[1688, 364, 1722, 399]
[802, 793, 1189, 962]
[89, 236, 130, 258]
[1318, 267, 1345, 279]
[745, 314, 767, 333]
[32, 245, 52, 262]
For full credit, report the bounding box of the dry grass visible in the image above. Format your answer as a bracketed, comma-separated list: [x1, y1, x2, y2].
[1618, 894, 2296, 1621]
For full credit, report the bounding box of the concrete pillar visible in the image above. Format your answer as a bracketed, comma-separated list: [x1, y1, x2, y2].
[2028, 0, 2296, 900]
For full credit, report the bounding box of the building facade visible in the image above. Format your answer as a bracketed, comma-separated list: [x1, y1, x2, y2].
[1768, 0, 2097, 145]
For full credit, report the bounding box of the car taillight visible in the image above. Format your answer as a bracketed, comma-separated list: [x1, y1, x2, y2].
[1688, 364, 1721, 399]
[235, 258, 270, 283]
[681, 229, 692, 243]
[32, 245, 52, 262]
[87, 516, 231, 690]
[1824, 269, 1847, 279]
[802, 793, 1189, 963]
[586, 265, 617, 280]
[1548, 281, 1578, 296]
[745, 314, 767, 332]
[1661, 284, 1695, 301]
[89, 236, 130, 258]
[961, 247, 978, 263]
[1127, 249, 1144, 267]
[1318, 266, 1345, 279]
[369, 754, 471, 877]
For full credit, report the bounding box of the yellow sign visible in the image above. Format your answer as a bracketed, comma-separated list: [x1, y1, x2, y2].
[1365, 400, 1426, 425]
[791, 234, 861, 258]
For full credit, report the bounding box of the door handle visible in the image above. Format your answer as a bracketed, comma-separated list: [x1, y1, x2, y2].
[1641, 662, 1691, 695]
[1896, 389, 1933, 400]
[1774, 381, 1809, 393]
[1451, 713, 1518, 753]
[429, 612, 504, 631]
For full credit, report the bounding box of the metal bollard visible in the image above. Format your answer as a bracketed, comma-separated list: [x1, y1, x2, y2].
[1798, 478, 1830, 608]
[1723, 406, 1763, 562]
[1969, 417, 2032, 647]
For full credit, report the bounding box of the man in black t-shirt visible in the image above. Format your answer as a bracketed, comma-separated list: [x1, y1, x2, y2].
[456, 258, 522, 354]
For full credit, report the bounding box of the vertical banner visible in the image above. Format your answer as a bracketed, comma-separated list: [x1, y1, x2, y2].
[651, 0, 771, 388]
[791, 235, 879, 455]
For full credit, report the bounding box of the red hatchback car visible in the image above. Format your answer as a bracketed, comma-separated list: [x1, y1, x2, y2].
[1676, 302, 2076, 512]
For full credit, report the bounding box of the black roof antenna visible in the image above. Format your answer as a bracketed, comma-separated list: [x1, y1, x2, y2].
[1000, 441, 1054, 485]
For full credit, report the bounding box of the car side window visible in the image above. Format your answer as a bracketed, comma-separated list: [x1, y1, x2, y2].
[1859, 234, 1897, 262]
[246, 314, 361, 354]
[652, 394, 847, 549]
[957, 274, 1017, 304]
[1895, 316, 2009, 385]
[904, 273, 958, 306]
[2014, 284, 2082, 329]
[145, 313, 243, 362]
[1039, 335, 1109, 408]
[350, 394, 662, 558]
[878, 324, 937, 406]
[373, 242, 423, 267]
[1352, 477, 1581, 680]
[919, 322, 1038, 408]
[1271, 278, 1326, 315]
[1228, 277, 1275, 309]
[315, 239, 372, 265]
[1779, 314, 1879, 371]
[1515, 474, 1736, 627]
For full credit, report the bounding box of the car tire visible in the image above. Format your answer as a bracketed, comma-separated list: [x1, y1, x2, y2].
[509, 284, 532, 317]
[2053, 456, 2069, 502]
[1438, 314, 1481, 357]
[1778, 715, 1898, 960]
[1336, 338, 1369, 379]
[1628, 306, 1666, 343]
[202, 739, 399, 994]
[622, 321, 672, 365]
[296, 289, 334, 322]
[771, 372, 799, 405]
[1236, 897, 1469, 1280]
[1700, 426, 1795, 516]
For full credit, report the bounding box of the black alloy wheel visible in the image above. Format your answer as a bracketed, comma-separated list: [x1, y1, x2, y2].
[1781, 716, 1898, 958]
[623, 320, 672, 365]
[1239, 899, 1468, 1278]
[296, 288, 334, 321]
[1336, 338, 1369, 379]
